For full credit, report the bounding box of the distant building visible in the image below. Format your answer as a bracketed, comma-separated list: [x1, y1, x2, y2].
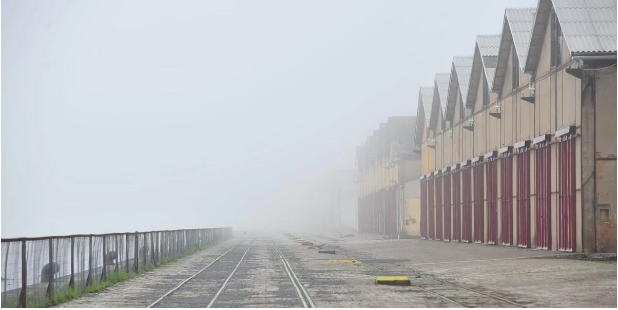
[357, 116, 421, 237]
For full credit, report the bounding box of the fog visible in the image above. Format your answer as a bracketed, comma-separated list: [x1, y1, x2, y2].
[2, 0, 536, 238]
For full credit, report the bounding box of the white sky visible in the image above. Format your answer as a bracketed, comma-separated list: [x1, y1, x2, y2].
[2, 0, 537, 237]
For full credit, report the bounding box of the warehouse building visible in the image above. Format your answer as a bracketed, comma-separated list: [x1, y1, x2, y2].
[418, 0, 616, 252]
[357, 116, 421, 237]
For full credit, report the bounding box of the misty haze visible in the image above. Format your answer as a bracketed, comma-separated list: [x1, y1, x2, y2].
[2, 0, 616, 308]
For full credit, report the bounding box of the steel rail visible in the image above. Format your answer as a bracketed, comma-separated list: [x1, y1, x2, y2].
[147, 239, 246, 308]
[273, 243, 315, 308]
[206, 245, 252, 308]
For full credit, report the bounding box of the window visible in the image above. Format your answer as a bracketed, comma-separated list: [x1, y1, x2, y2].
[512, 45, 520, 90]
[551, 10, 563, 68]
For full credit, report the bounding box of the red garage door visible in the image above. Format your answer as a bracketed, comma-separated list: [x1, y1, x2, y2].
[462, 167, 472, 243]
[435, 176, 443, 241]
[452, 170, 461, 242]
[428, 179, 435, 240]
[420, 180, 427, 239]
[536, 141, 552, 250]
[486, 158, 498, 245]
[558, 136, 576, 252]
[516, 147, 531, 248]
[443, 173, 452, 242]
[473, 163, 484, 244]
[500, 153, 513, 245]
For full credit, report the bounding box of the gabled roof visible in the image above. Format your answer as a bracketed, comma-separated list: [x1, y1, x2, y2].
[493, 8, 536, 93]
[386, 116, 418, 159]
[429, 73, 451, 130]
[445, 56, 473, 122]
[466, 35, 501, 107]
[525, 0, 617, 73]
[414, 87, 434, 146]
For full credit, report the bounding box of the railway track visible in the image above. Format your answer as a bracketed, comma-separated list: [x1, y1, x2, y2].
[148, 236, 314, 308]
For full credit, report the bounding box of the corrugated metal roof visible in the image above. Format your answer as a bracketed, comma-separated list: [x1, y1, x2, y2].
[414, 87, 434, 146]
[507, 8, 537, 66]
[435, 73, 450, 114]
[477, 34, 502, 57]
[429, 73, 450, 130]
[555, 0, 617, 54]
[525, 0, 617, 73]
[467, 35, 501, 107]
[493, 8, 537, 93]
[445, 56, 473, 122]
[420, 87, 434, 124]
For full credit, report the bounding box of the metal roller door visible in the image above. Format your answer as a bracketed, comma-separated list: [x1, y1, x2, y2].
[473, 162, 484, 244]
[420, 180, 427, 239]
[536, 141, 552, 250]
[435, 176, 443, 241]
[462, 167, 472, 243]
[500, 153, 513, 245]
[452, 170, 461, 242]
[558, 136, 576, 252]
[516, 146, 531, 248]
[428, 178, 435, 240]
[443, 173, 452, 242]
[486, 158, 498, 245]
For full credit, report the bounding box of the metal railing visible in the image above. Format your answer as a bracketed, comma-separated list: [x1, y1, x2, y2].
[1, 227, 232, 307]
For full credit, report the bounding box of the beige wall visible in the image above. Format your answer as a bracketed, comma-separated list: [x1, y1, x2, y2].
[417, 10, 617, 252]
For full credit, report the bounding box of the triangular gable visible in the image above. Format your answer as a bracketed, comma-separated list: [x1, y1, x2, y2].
[466, 34, 501, 108]
[445, 56, 473, 122]
[492, 8, 536, 93]
[429, 73, 451, 130]
[414, 87, 433, 146]
[387, 116, 417, 158]
[525, 0, 617, 74]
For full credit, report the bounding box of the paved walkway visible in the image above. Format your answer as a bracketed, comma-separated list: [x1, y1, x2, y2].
[58, 232, 617, 308]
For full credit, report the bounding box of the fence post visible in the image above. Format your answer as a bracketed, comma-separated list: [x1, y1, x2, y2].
[149, 233, 155, 266]
[19, 240, 27, 308]
[134, 232, 139, 273]
[46, 239, 54, 301]
[3, 242, 9, 296]
[115, 235, 119, 272]
[142, 233, 147, 268]
[125, 234, 130, 274]
[154, 232, 159, 266]
[86, 235, 93, 287]
[69, 237, 75, 289]
[101, 236, 107, 281]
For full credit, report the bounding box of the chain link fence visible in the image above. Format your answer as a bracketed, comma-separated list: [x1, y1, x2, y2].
[1, 227, 232, 307]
